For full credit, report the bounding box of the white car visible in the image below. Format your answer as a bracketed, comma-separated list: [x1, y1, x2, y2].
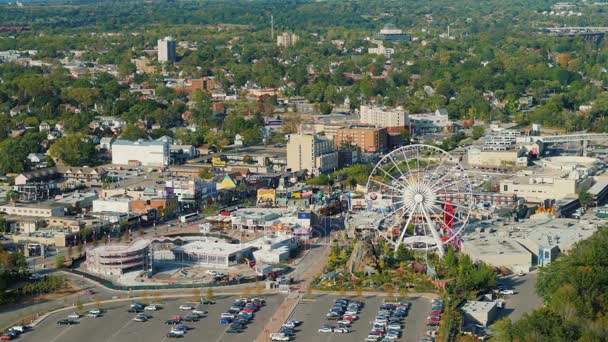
[192, 309, 206, 315]
[388, 323, 402, 330]
[132, 315, 147, 322]
[179, 305, 194, 310]
[270, 333, 290, 341]
[86, 312, 101, 318]
[67, 313, 81, 320]
[170, 328, 185, 335]
[88, 309, 101, 315]
[318, 326, 333, 333]
[144, 305, 159, 311]
[334, 327, 350, 333]
[344, 310, 358, 316]
[282, 322, 296, 329]
[500, 289, 515, 295]
[205, 270, 218, 276]
[337, 320, 351, 326]
[220, 313, 235, 319]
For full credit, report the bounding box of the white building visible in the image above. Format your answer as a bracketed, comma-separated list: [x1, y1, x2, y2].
[408, 109, 450, 133]
[157, 36, 176, 63]
[92, 195, 132, 214]
[286, 134, 338, 174]
[360, 105, 407, 128]
[111, 139, 170, 167]
[277, 32, 299, 48]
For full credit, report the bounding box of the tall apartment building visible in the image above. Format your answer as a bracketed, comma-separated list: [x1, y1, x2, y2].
[287, 134, 338, 175]
[157, 36, 176, 63]
[360, 105, 407, 129]
[277, 32, 299, 48]
[111, 139, 170, 167]
[335, 125, 388, 153]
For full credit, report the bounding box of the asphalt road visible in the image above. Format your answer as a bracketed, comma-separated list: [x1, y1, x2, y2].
[284, 294, 432, 342]
[495, 271, 543, 322]
[18, 294, 283, 342]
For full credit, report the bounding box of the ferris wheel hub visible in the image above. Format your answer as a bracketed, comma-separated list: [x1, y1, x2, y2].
[413, 193, 423, 203]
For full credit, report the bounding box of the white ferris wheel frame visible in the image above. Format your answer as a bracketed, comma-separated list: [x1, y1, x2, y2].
[365, 144, 474, 258]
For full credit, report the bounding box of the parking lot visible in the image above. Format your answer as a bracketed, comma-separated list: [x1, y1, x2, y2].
[496, 271, 542, 322]
[19, 294, 283, 342]
[282, 294, 432, 342]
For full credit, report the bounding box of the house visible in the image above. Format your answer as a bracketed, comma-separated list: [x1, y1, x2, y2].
[9, 105, 30, 117]
[39, 122, 51, 132]
[60, 167, 107, 186]
[14, 168, 61, 185]
[99, 137, 114, 150]
[27, 153, 47, 164]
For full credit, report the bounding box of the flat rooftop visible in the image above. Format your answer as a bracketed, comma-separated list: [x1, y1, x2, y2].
[462, 301, 497, 314]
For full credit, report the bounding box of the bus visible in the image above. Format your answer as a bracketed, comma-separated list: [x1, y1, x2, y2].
[180, 213, 199, 223]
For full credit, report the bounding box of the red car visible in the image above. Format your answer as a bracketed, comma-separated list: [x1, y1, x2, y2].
[242, 308, 255, 314]
[426, 316, 441, 323]
[171, 316, 182, 322]
[342, 316, 356, 322]
[430, 310, 443, 315]
[86, 290, 95, 295]
[370, 329, 385, 336]
[0, 335, 13, 341]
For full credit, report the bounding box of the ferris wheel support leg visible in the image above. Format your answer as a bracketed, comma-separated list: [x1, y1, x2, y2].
[421, 206, 445, 259]
[393, 206, 415, 252]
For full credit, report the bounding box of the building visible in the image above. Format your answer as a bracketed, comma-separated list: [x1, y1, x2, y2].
[587, 181, 608, 206]
[92, 195, 132, 214]
[277, 32, 299, 48]
[461, 301, 499, 326]
[461, 236, 532, 274]
[367, 40, 395, 59]
[335, 125, 388, 153]
[111, 139, 170, 167]
[157, 36, 176, 63]
[286, 134, 338, 174]
[467, 148, 522, 168]
[373, 24, 411, 41]
[462, 217, 600, 271]
[85, 239, 152, 276]
[408, 109, 450, 133]
[60, 167, 107, 186]
[499, 157, 596, 202]
[359, 105, 407, 129]
[0, 203, 64, 217]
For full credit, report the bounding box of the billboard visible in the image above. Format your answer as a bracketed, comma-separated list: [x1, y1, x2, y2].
[257, 188, 276, 206]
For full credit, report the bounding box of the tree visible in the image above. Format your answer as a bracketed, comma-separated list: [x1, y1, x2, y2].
[67, 246, 73, 260]
[192, 288, 201, 302]
[206, 287, 214, 301]
[5, 190, 20, 203]
[198, 167, 212, 179]
[472, 126, 485, 140]
[493, 318, 513, 342]
[205, 131, 230, 152]
[75, 299, 84, 314]
[578, 191, 592, 208]
[120, 125, 147, 141]
[95, 298, 103, 310]
[49, 134, 98, 166]
[55, 255, 65, 269]
[319, 103, 333, 115]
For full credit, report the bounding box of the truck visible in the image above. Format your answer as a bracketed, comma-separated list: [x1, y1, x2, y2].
[255, 264, 273, 278]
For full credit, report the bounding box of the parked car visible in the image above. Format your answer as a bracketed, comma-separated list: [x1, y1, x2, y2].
[166, 332, 183, 338]
[334, 327, 350, 333]
[318, 326, 333, 333]
[145, 305, 160, 311]
[270, 333, 290, 341]
[179, 305, 194, 310]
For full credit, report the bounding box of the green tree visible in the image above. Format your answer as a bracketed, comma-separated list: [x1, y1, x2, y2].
[472, 126, 485, 140]
[55, 255, 65, 269]
[49, 134, 98, 166]
[319, 103, 333, 115]
[578, 191, 592, 208]
[5, 190, 20, 203]
[120, 125, 147, 141]
[493, 318, 514, 342]
[206, 287, 214, 301]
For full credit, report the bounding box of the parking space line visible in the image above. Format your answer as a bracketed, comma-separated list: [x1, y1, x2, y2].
[49, 323, 76, 342]
[104, 318, 134, 342]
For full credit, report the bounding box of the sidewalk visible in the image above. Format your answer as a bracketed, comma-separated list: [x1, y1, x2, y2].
[255, 294, 300, 342]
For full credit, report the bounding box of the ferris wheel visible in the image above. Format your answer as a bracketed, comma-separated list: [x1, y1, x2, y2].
[365, 144, 474, 258]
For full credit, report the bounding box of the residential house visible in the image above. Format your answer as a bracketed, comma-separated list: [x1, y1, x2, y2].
[60, 167, 108, 186]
